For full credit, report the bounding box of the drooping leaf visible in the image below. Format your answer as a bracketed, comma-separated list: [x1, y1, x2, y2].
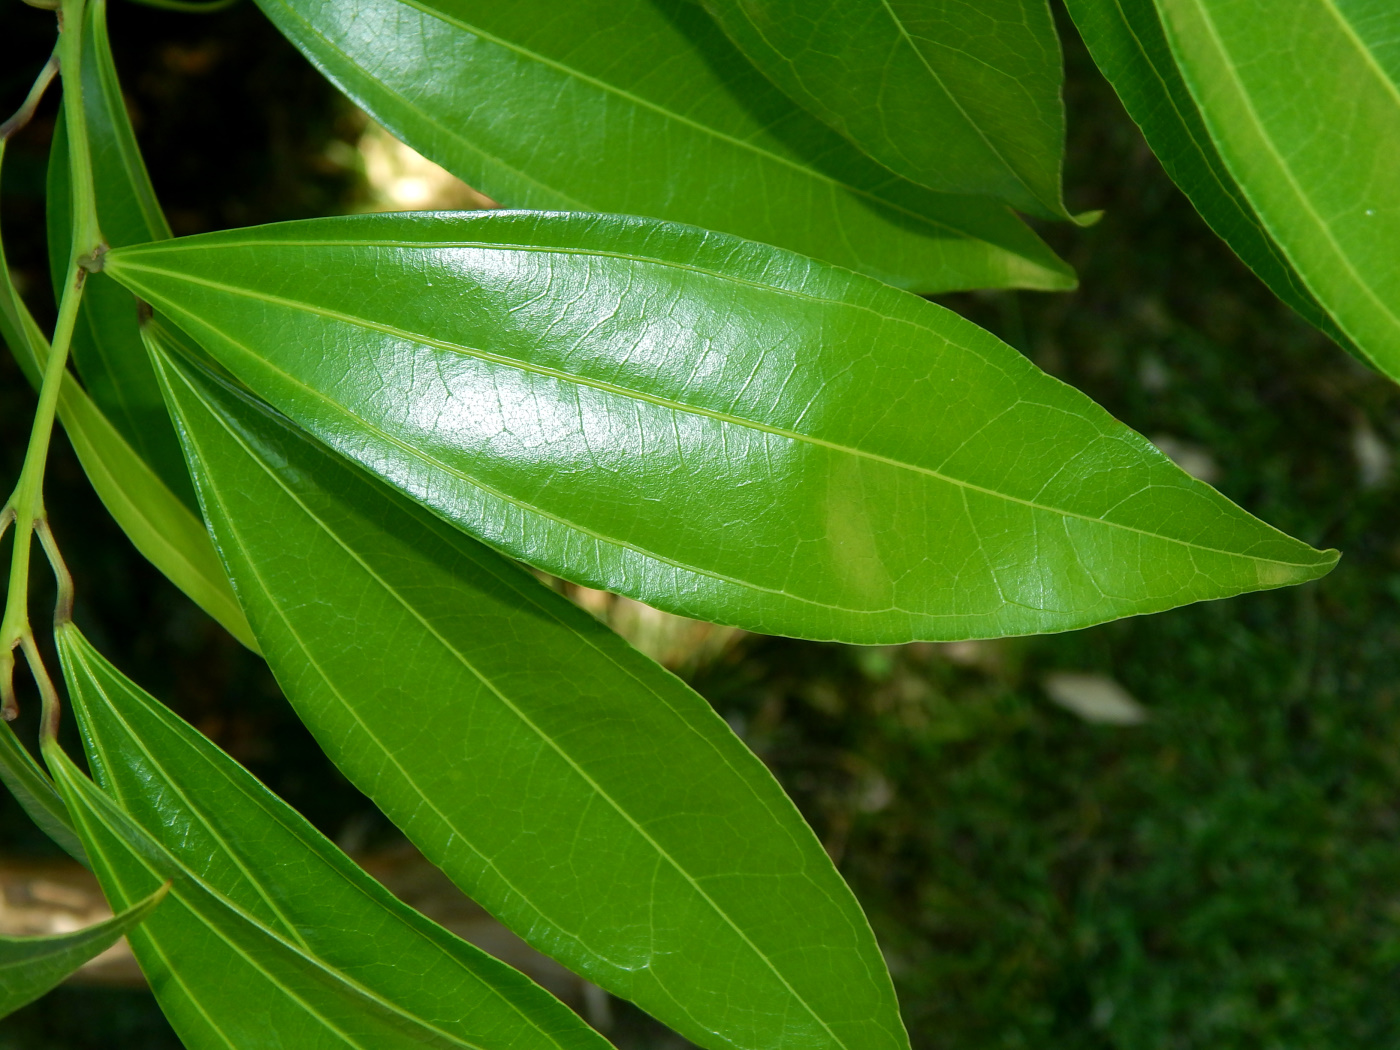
[1062, 0, 1355, 353]
[146, 333, 910, 1050]
[0, 880, 166, 1018]
[53, 624, 608, 1050]
[0, 721, 87, 865]
[1153, 0, 1400, 379]
[109, 212, 1338, 644]
[252, 0, 1074, 295]
[46, 0, 194, 506]
[702, 0, 1073, 219]
[44, 734, 602, 1050]
[0, 140, 254, 650]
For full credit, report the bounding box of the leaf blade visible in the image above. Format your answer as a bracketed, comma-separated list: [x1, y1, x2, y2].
[1153, 0, 1400, 378]
[54, 625, 609, 1050]
[147, 336, 910, 1050]
[253, 0, 1074, 294]
[1063, 0, 1355, 352]
[108, 212, 1338, 644]
[702, 0, 1072, 218]
[0, 881, 166, 1018]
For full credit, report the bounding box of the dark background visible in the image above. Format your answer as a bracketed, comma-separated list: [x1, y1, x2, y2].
[2, 0, 1398, 1046]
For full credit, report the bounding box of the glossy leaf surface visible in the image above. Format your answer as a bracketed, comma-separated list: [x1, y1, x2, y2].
[1063, 0, 1352, 351]
[149, 339, 908, 1050]
[110, 212, 1339, 644]
[253, 0, 1074, 294]
[702, 0, 1071, 219]
[0, 145, 253, 650]
[0, 881, 165, 1018]
[47, 0, 194, 506]
[1154, 0, 1400, 378]
[53, 625, 606, 1050]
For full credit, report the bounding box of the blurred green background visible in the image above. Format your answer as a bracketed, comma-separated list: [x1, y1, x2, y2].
[2, 1, 1398, 1046]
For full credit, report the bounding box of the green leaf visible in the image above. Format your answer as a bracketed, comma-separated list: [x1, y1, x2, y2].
[252, 0, 1074, 295]
[51, 624, 608, 1050]
[109, 212, 1338, 644]
[45, 739, 602, 1050]
[146, 334, 910, 1050]
[1152, 0, 1400, 379]
[0, 721, 87, 866]
[46, 0, 195, 507]
[701, 0, 1073, 219]
[1062, 0, 1355, 353]
[0, 880, 166, 1018]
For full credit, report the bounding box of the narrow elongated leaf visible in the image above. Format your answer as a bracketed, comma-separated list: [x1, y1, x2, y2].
[0, 144, 254, 650]
[46, 0, 194, 506]
[147, 336, 910, 1050]
[45, 740, 598, 1050]
[110, 212, 1338, 644]
[0, 722, 87, 865]
[0, 881, 166, 1018]
[1063, 0, 1353, 352]
[253, 0, 1074, 294]
[702, 0, 1072, 219]
[1153, 0, 1400, 378]
[54, 625, 608, 1050]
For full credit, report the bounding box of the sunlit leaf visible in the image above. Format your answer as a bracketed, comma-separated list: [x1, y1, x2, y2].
[703, 0, 1073, 219]
[1153, 0, 1400, 378]
[47, 0, 194, 506]
[51, 624, 609, 1050]
[253, 0, 1074, 294]
[1063, 0, 1354, 353]
[147, 334, 909, 1050]
[109, 212, 1339, 643]
[0, 880, 166, 1018]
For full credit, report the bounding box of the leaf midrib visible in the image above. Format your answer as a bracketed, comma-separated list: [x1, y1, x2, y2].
[118, 255, 1324, 568]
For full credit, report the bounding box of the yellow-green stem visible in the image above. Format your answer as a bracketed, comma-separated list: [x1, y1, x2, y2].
[0, 0, 101, 722]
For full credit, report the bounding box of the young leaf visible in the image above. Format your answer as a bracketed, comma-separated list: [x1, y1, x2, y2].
[109, 212, 1339, 644]
[1062, 0, 1355, 354]
[702, 0, 1073, 220]
[0, 146, 255, 650]
[0, 881, 166, 1018]
[44, 737, 603, 1050]
[53, 625, 608, 1050]
[0, 722, 87, 866]
[46, 0, 195, 507]
[1153, 0, 1400, 380]
[147, 337, 911, 1050]
[252, 0, 1074, 295]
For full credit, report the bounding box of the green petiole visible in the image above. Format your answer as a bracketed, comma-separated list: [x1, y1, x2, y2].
[0, 0, 104, 736]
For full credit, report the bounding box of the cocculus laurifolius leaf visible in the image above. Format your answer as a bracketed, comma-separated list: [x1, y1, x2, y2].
[108, 212, 1338, 643]
[51, 624, 610, 1050]
[0, 881, 166, 1019]
[253, 0, 1074, 295]
[147, 337, 910, 1050]
[1153, 0, 1400, 379]
[1063, 0, 1354, 354]
[702, 0, 1073, 219]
